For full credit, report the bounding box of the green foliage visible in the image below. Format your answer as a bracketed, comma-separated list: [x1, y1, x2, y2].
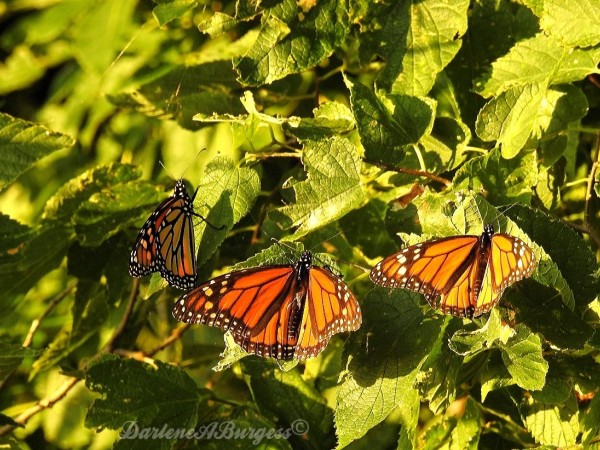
[1, 0, 599, 449]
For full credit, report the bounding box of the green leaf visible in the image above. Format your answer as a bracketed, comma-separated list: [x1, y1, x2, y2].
[581, 393, 600, 447]
[45, 163, 141, 220]
[31, 282, 108, 377]
[73, 180, 167, 247]
[234, 0, 349, 85]
[194, 156, 260, 267]
[476, 82, 548, 159]
[199, 12, 242, 38]
[152, 0, 198, 26]
[499, 324, 548, 391]
[0, 214, 35, 266]
[506, 205, 599, 306]
[241, 359, 335, 449]
[480, 353, 514, 401]
[286, 102, 355, 141]
[417, 323, 463, 414]
[444, 1, 539, 125]
[338, 200, 397, 260]
[521, 393, 579, 446]
[540, 0, 600, 47]
[335, 288, 445, 448]
[477, 33, 600, 98]
[0, 221, 73, 305]
[70, 0, 137, 73]
[534, 84, 588, 141]
[0, 47, 46, 95]
[110, 62, 245, 130]
[530, 368, 573, 404]
[85, 354, 202, 431]
[1, 0, 89, 47]
[347, 77, 434, 165]
[449, 397, 481, 450]
[275, 136, 366, 239]
[195, 405, 294, 449]
[449, 309, 508, 357]
[0, 113, 75, 189]
[375, 0, 470, 96]
[453, 148, 537, 204]
[0, 339, 38, 384]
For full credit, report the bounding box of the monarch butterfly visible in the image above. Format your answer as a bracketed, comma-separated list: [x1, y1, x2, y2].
[370, 225, 537, 318]
[129, 180, 203, 290]
[172, 251, 362, 360]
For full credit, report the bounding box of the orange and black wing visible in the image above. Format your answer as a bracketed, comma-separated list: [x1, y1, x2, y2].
[370, 235, 487, 317]
[173, 265, 302, 359]
[129, 180, 197, 290]
[173, 251, 362, 360]
[294, 267, 362, 359]
[474, 233, 537, 316]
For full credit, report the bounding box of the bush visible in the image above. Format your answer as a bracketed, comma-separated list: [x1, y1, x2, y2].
[1, 0, 599, 448]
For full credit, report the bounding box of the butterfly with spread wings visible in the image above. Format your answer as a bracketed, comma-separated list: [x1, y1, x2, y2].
[370, 225, 537, 318]
[172, 251, 362, 360]
[129, 180, 211, 290]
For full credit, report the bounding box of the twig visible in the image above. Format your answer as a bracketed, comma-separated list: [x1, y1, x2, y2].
[102, 278, 140, 353]
[584, 134, 600, 249]
[0, 284, 76, 392]
[0, 377, 81, 436]
[23, 284, 76, 348]
[147, 323, 191, 356]
[0, 279, 143, 437]
[371, 161, 452, 186]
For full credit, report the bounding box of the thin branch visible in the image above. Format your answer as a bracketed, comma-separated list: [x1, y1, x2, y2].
[112, 323, 191, 365]
[23, 284, 76, 348]
[0, 279, 144, 437]
[371, 161, 452, 186]
[147, 323, 191, 356]
[0, 284, 76, 392]
[584, 134, 600, 249]
[102, 278, 140, 353]
[0, 377, 81, 436]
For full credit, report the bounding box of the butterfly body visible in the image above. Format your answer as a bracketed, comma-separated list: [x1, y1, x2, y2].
[173, 251, 362, 360]
[129, 180, 198, 290]
[370, 225, 536, 318]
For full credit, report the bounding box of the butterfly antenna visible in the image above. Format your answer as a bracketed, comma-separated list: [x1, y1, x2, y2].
[160, 148, 207, 183]
[159, 160, 177, 181]
[181, 148, 207, 180]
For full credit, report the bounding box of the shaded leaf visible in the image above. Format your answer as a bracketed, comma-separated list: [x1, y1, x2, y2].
[506, 205, 599, 305]
[85, 354, 202, 431]
[581, 393, 600, 447]
[153, 0, 198, 26]
[110, 62, 245, 130]
[241, 358, 334, 449]
[0, 339, 38, 384]
[234, 0, 349, 85]
[0, 113, 75, 189]
[194, 156, 260, 267]
[453, 148, 537, 204]
[347, 77, 433, 165]
[335, 288, 445, 448]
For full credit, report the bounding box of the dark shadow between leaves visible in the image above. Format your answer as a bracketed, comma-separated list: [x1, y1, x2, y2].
[344, 288, 447, 387]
